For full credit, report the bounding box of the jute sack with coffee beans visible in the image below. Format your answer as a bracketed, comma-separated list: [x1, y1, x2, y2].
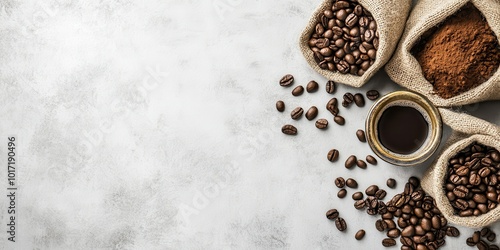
[386, 0, 500, 107]
[299, 0, 411, 87]
[421, 109, 500, 228]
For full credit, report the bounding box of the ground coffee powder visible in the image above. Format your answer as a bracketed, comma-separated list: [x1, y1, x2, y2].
[413, 3, 500, 99]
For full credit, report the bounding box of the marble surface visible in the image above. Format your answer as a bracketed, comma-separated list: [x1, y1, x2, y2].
[0, 0, 499, 249]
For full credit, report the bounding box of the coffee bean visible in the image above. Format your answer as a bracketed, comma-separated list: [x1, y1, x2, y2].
[354, 93, 365, 107]
[316, 119, 329, 129]
[365, 185, 379, 196]
[328, 149, 339, 162]
[490, 245, 500, 250]
[387, 178, 397, 188]
[354, 199, 366, 209]
[279, 74, 294, 86]
[473, 231, 481, 243]
[352, 191, 364, 200]
[334, 178, 346, 189]
[366, 90, 380, 100]
[355, 229, 366, 240]
[335, 217, 347, 231]
[376, 189, 387, 200]
[276, 101, 285, 112]
[306, 80, 319, 93]
[446, 226, 460, 237]
[326, 98, 339, 116]
[291, 107, 303, 120]
[281, 125, 297, 135]
[292, 85, 304, 96]
[366, 155, 377, 165]
[345, 14, 359, 28]
[346, 178, 358, 188]
[325, 80, 336, 94]
[326, 208, 339, 220]
[482, 227, 492, 237]
[356, 129, 366, 142]
[345, 155, 357, 169]
[487, 232, 496, 242]
[342, 100, 349, 107]
[401, 225, 415, 237]
[382, 238, 396, 247]
[334, 116, 345, 125]
[387, 228, 401, 238]
[338, 188, 347, 198]
[466, 237, 476, 246]
[376, 219, 387, 231]
[478, 240, 489, 250]
[305, 106, 318, 120]
[357, 159, 367, 169]
[343, 92, 354, 104]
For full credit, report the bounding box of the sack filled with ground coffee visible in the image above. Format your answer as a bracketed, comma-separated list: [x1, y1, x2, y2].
[421, 109, 500, 228]
[299, 0, 411, 87]
[386, 0, 500, 107]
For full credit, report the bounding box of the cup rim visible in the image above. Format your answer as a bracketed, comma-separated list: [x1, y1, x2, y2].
[365, 90, 442, 166]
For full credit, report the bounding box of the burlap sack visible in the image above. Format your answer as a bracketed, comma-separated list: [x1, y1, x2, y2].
[421, 108, 500, 228]
[299, 0, 411, 88]
[386, 0, 500, 107]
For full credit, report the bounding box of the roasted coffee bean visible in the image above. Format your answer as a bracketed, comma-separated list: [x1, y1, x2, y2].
[387, 178, 397, 188]
[328, 149, 339, 162]
[387, 228, 401, 238]
[306, 80, 319, 93]
[281, 125, 297, 135]
[326, 209, 339, 220]
[326, 98, 339, 116]
[352, 191, 364, 200]
[338, 188, 347, 198]
[354, 199, 366, 209]
[343, 92, 354, 104]
[365, 185, 379, 196]
[335, 177, 346, 188]
[453, 185, 468, 198]
[408, 177, 420, 188]
[356, 159, 367, 169]
[345, 14, 359, 28]
[334, 115, 345, 125]
[292, 85, 304, 96]
[366, 90, 380, 100]
[382, 238, 396, 247]
[346, 178, 358, 188]
[276, 100, 285, 112]
[473, 231, 481, 243]
[305, 106, 318, 120]
[466, 237, 476, 246]
[279, 74, 294, 86]
[376, 219, 387, 231]
[345, 155, 357, 169]
[326, 80, 336, 94]
[342, 100, 349, 107]
[487, 231, 496, 242]
[356, 129, 366, 142]
[481, 227, 492, 237]
[291, 107, 303, 120]
[366, 155, 377, 165]
[335, 217, 347, 231]
[353, 93, 365, 107]
[446, 226, 460, 237]
[376, 189, 387, 199]
[355, 229, 366, 240]
[478, 240, 489, 250]
[316, 119, 329, 129]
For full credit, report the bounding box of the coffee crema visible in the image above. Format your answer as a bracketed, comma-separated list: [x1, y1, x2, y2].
[377, 106, 429, 155]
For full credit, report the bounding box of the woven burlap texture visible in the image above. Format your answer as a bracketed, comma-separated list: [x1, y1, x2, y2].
[421, 108, 500, 228]
[386, 0, 500, 107]
[299, 0, 411, 88]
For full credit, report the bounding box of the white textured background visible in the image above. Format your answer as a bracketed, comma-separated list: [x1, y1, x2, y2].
[0, 0, 499, 249]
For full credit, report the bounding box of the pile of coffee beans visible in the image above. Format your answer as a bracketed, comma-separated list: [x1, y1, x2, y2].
[308, 0, 378, 76]
[466, 227, 499, 249]
[328, 176, 460, 249]
[444, 143, 500, 217]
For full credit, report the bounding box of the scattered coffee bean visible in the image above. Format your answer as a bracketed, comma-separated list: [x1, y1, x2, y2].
[279, 74, 294, 87]
[355, 200, 366, 209]
[352, 191, 364, 200]
[387, 228, 401, 238]
[354, 93, 365, 107]
[326, 80, 336, 94]
[444, 143, 500, 217]
[356, 129, 366, 142]
[366, 90, 380, 100]
[478, 240, 489, 250]
[343, 92, 354, 105]
[357, 159, 367, 169]
[338, 188, 347, 198]
[466, 237, 476, 246]
[328, 149, 340, 162]
[488, 232, 496, 242]
[366, 155, 377, 165]
[345, 155, 357, 169]
[291, 107, 304, 120]
[335, 177, 346, 188]
[376, 219, 387, 231]
[346, 178, 358, 188]
[446, 226, 460, 237]
[335, 217, 347, 231]
[305, 106, 318, 120]
[472, 231, 481, 244]
[387, 178, 396, 188]
[382, 238, 396, 247]
[355, 229, 366, 240]
[365, 185, 379, 196]
[306, 80, 319, 93]
[334, 115, 345, 125]
[326, 98, 339, 116]
[316, 119, 329, 129]
[481, 228, 491, 237]
[281, 125, 297, 135]
[292, 85, 304, 96]
[326, 209, 339, 220]
[375, 189, 387, 200]
[276, 100, 285, 112]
